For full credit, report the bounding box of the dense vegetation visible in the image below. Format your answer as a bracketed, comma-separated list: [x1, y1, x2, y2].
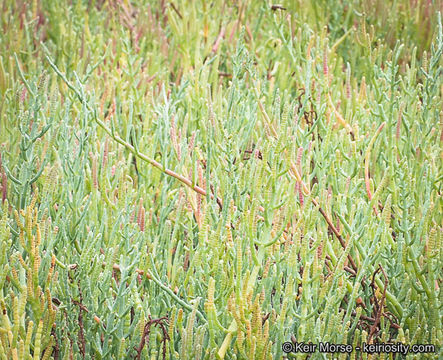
[0, 0, 442, 359]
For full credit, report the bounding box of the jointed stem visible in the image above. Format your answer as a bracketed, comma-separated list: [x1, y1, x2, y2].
[43, 47, 223, 209]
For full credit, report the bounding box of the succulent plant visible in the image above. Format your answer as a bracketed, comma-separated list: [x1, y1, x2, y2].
[0, 1, 441, 359]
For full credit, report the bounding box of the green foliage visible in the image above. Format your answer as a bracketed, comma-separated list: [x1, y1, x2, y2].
[0, 0, 441, 359]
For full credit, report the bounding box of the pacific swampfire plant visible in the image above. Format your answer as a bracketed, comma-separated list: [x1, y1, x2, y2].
[0, 1, 442, 359]
[0, 197, 56, 359]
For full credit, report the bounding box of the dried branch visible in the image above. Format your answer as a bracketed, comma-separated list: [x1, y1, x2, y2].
[289, 163, 358, 272]
[368, 264, 389, 342]
[134, 316, 169, 360]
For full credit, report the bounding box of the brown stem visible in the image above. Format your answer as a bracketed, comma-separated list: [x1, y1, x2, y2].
[169, 2, 183, 19]
[290, 163, 358, 272]
[342, 309, 400, 330]
[134, 316, 169, 360]
[368, 265, 389, 342]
